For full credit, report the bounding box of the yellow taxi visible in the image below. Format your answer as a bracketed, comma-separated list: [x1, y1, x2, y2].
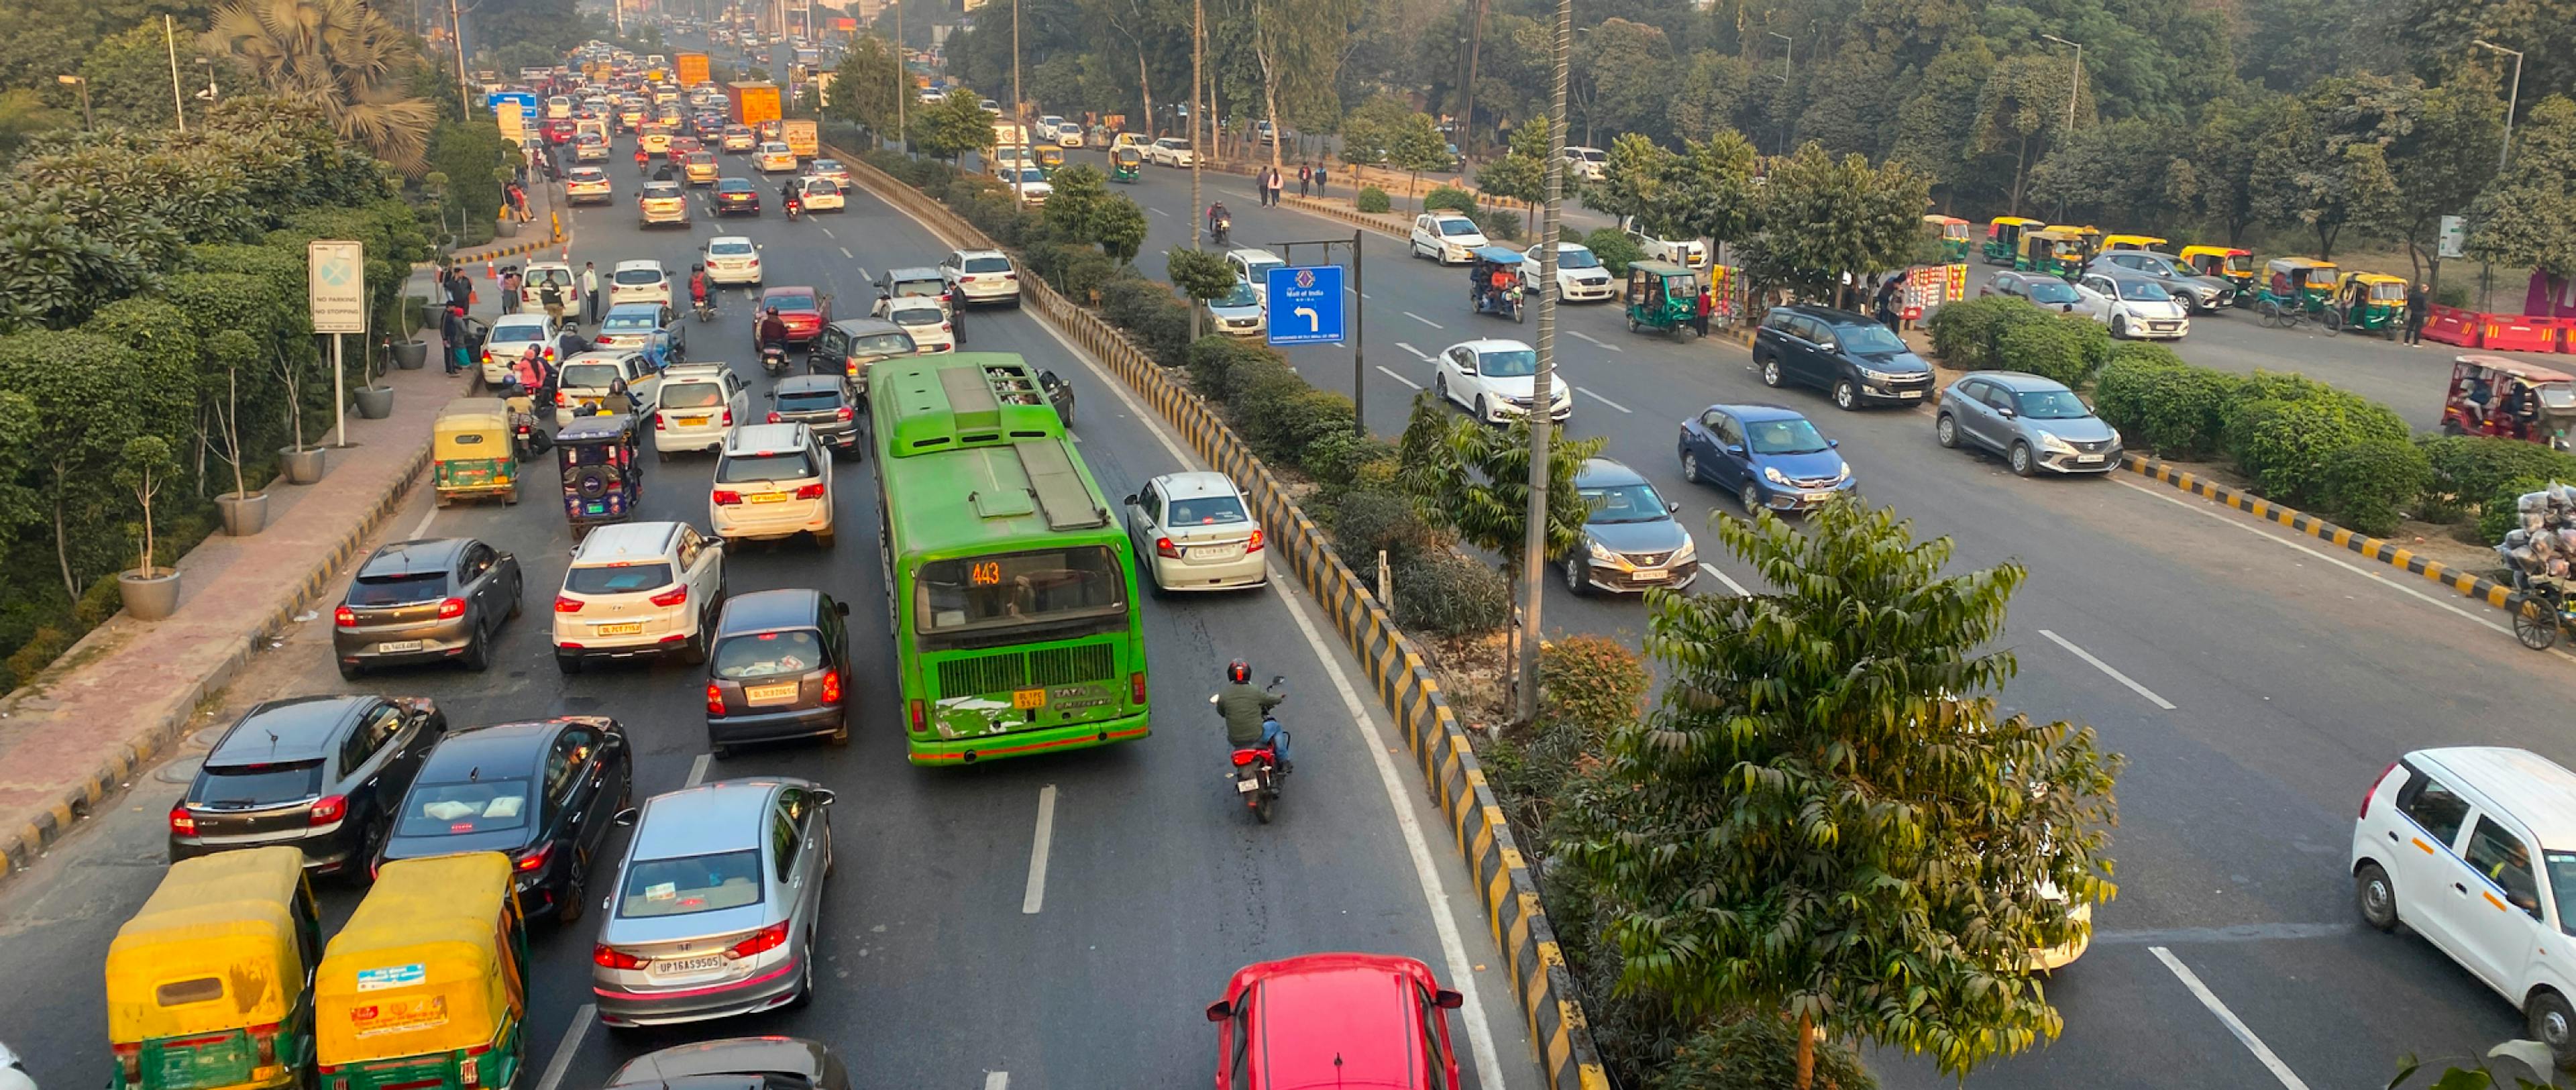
[683, 150, 718, 186]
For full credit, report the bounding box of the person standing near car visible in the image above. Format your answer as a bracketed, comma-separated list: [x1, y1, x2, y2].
[580, 262, 602, 326]
[2406, 281, 2430, 345]
[498, 266, 523, 315]
[440, 305, 467, 376]
[539, 277, 567, 325]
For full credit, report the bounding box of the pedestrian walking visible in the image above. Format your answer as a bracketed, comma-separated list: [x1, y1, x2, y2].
[539, 278, 566, 325]
[511, 183, 533, 223]
[1313, 164, 1328, 195]
[1872, 274, 1902, 333]
[500, 266, 523, 315]
[1297, 163, 1311, 197]
[2406, 281, 2430, 345]
[580, 262, 602, 325]
[1267, 167, 1283, 207]
[1693, 284, 1713, 337]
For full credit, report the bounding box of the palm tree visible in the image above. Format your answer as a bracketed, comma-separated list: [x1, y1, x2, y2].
[204, 0, 437, 172]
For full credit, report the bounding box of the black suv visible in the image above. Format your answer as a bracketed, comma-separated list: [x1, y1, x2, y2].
[705, 588, 853, 759]
[169, 695, 447, 877]
[768, 375, 863, 456]
[1752, 304, 1935, 411]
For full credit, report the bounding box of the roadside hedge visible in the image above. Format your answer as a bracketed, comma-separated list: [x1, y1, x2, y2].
[1389, 551, 1510, 636]
[2320, 438, 2432, 537]
[1423, 185, 1477, 215]
[1582, 227, 1643, 275]
[1927, 295, 2108, 385]
[1356, 185, 1392, 213]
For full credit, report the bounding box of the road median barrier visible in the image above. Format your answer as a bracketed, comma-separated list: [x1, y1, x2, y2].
[845, 148, 1609, 1090]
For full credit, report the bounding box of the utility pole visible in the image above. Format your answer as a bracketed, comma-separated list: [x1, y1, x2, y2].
[1514, 0, 1570, 726]
[1011, 0, 1023, 208]
[165, 15, 186, 133]
[449, 0, 472, 121]
[1190, 0, 1204, 250]
[2473, 38, 2522, 313]
[893, 3, 906, 148]
[1458, 0, 1487, 163]
[2042, 34, 2082, 134]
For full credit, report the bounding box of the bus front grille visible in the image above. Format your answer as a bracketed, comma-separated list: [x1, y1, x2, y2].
[938, 643, 1116, 695]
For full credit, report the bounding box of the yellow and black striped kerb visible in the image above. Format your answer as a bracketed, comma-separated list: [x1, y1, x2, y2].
[2121, 453, 2515, 610]
[843, 152, 1610, 1090]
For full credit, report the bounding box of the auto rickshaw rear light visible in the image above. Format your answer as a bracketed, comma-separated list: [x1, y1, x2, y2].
[649, 585, 690, 606]
[820, 669, 841, 704]
[725, 920, 790, 959]
[553, 596, 585, 612]
[250, 1022, 279, 1066]
[1246, 529, 1265, 553]
[168, 804, 197, 836]
[115, 1043, 140, 1085]
[706, 682, 727, 715]
[1130, 671, 1148, 704]
[437, 597, 467, 620]
[908, 699, 925, 732]
[2362, 761, 2398, 818]
[1155, 536, 1180, 558]
[515, 842, 552, 873]
[593, 944, 648, 969]
[712, 489, 743, 505]
[794, 483, 825, 500]
[333, 605, 357, 627]
[460, 1054, 478, 1087]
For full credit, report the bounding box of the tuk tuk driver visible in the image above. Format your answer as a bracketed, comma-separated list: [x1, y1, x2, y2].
[1489, 261, 1515, 299]
[2510, 380, 2542, 438]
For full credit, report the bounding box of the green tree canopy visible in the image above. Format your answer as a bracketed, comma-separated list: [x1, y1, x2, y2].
[1738, 142, 1930, 303]
[2467, 95, 2576, 280]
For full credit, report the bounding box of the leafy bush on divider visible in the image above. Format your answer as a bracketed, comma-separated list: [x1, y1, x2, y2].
[1423, 185, 1479, 215]
[1390, 551, 1510, 636]
[1582, 227, 1643, 276]
[2223, 391, 2411, 506]
[1925, 295, 2021, 371]
[1356, 185, 1392, 213]
[1995, 319, 2096, 389]
[2418, 435, 2576, 514]
[2095, 360, 2240, 459]
[2479, 475, 2552, 545]
[1536, 635, 1649, 737]
[2320, 437, 2432, 537]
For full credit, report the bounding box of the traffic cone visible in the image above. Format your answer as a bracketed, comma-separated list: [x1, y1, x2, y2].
[486, 258, 496, 280]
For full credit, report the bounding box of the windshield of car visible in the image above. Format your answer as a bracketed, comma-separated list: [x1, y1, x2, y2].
[889, 305, 945, 327]
[851, 332, 914, 356]
[1477, 349, 1538, 378]
[2027, 280, 2078, 304]
[2118, 280, 2173, 301]
[714, 629, 825, 679]
[1831, 325, 1906, 354]
[1168, 494, 1248, 525]
[193, 761, 323, 806]
[775, 388, 843, 413]
[661, 382, 724, 408]
[1011, 168, 1046, 183]
[1157, 139, 1185, 149]
[565, 563, 674, 594]
[709, 240, 754, 257]
[1215, 282, 1258, 308]
[1556, 248, 1601, 269]
[618, 849, 765, 918]
[613, 268, 662, 286]
[717, 449, 820, 484]
[769, 294, 818, 313]
[1438, 218, 1481, 237]
[1746, 418, 1831, 455]
[394, 779, 531, 836]
[560, 363, 625, 390]
[915, 545, 1127, 636]
[1240, 258, 1283, 282]
[1580, 483, 1670, 525]
[348, 570, 446, 606]
[601, 311, 659, 332]
[963, 256, 1012, 274]
[2015, 388, 2095, 419]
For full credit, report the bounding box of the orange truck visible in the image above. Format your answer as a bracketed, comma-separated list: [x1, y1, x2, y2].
[724, 80, 782, 126]
[675, 52, 710, 87]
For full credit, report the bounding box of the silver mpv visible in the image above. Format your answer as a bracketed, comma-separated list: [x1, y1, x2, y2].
[591, 777, 834, 1027]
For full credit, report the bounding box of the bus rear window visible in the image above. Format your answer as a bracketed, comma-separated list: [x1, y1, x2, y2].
[916, 546, 1125, 633]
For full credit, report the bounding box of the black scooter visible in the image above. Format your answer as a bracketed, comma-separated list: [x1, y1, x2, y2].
[759, 341, 792, 376]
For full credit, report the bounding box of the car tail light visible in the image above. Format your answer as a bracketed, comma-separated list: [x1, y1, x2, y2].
[726, 920, 790, 959]
[720, 408, 733, 426]
[437, 597, 467, 620]
[593, 944, 649, 970]
[555, 389, 568, 406]
[515, 842, 552, 873]
[649, 585, 689, 606]
[168, 804, 197, 836]
[941, 322, 951, 331]
[553, 596, 585, 612]
[1003, 272, 1018, 280]
[333, 605, 357, 627]
[706, 682, 727, 715]
[2361, 761, 2398, 818]
[655, 413, 667, 430]
[767, 411, 782, 423]
[1155, 536, 1180, 559]
[308, 795, 347, 826]
[1130, 671, 1148, 704]
[835, 406, 853, 421]
[908, 698, 925, 733]
[820, 669, 841, 704]
[794, 483, 825, 500]
[712, 489, 743, 505]
[1246, 529, 1265, 553]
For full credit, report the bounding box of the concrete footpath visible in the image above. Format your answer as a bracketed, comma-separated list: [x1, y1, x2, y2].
[0, 283, 491, 881]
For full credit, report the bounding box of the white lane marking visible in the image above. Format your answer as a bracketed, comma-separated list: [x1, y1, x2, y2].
[1361, 292, 1373, 300]
[818, 226, 835, 239]
[1578, 386, 1631, 413]
[839, 246, 853, 259]
[1014, 260, 1504, 1090]
[2037, 629, 2177, 710]
[1566, 329, 1622, 352]
[405, 503, 439, 541]
[983, 1075, 1008, 1090]
[685, 753, 712, 786]
[1697, 561, 1750, 596]
[531, 1004, 595, 1090]
[2149, 946, 2313, 1090]
[854, 266, 871, 281]
[2111, 476, 2575, 660]
[1403, 310, 1444, 329]
[1393, 341, 1434, 362]
[1148, 207, 1169, 217]
[1021, 785, 1058, 914]
[1375, 366, 1423, 390]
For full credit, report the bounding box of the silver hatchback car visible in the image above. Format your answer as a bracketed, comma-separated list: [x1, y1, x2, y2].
[591, 778, 835, 1027]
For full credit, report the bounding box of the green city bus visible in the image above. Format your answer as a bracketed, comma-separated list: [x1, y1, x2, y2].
[869, 353, 1150, 763]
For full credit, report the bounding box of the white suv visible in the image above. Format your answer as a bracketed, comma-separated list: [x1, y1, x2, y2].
[702, 235, 762, 285]
[2354, 748, 2576, 1063]
[551, 521, 727, 672]
[941, 249, 1020, 307]
[653, 364, 747, 457]
[1410, 213, 1487, 265]
[710, 423, 835, 547]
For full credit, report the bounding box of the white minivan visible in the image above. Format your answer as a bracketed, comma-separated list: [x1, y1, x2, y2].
[2353, 747, 2576, 1062]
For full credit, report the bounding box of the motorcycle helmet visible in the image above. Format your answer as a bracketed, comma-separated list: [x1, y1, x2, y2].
[766, 305, 780, 315]
[1226, 659, 1250, 684]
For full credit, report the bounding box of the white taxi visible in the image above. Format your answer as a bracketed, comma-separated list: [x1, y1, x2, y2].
[755, 141, 797, 172]
[797, 176, 845, 212]
[702, 235, 762, 286]
[564, 166, 614, 204]
[1122, 472, 1267, 592]
[710, 423, 835, 547]
[877, 298, 955, 353]
[550, 521, 727, 671]
[553, 349, 661, 427]
[609, 260, 672, 309]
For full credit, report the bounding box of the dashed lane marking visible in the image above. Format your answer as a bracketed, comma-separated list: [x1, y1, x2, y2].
[1578, 387, 1631, 413]
[2150, 946, 2314, 1090]
[1020, 785, 1057, 915]
[1375, 366, 1422, 390]
[1402, 310, 1444, 329]
[2037, 629, 2176, 710]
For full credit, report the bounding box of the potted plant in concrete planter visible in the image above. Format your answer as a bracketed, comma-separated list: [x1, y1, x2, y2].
[114, 436, 181, 620]
[208, 331, 268, 535]
[354, 334, 395, 419]
[276, 345, 327, 484]
[388, 296, 430, 370]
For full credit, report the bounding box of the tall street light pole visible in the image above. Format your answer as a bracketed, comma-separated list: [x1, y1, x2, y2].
[893, 3, 906, 148]
[1010, 0, 1023, 208]
[57, 74, 93, 131]
[165, 15, 186, 133]
[449, 0, 472, 121]
[2041, 34, 2082, 135]
[1190, 0, 1204, 250]
[1766, 32, 1792, 155]
[1513, 0, 1572, 726]
[2472, 38, 2521, 313]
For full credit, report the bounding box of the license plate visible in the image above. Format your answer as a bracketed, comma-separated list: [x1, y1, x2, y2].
[1012, 688, 1046, 710]
[1632, 569, 1668, 582]
[749, 492, 789, 504]
[1805, 492, 1838, 502]
[655, 955, 724, 974]
[376, 640, 423, 653]
[596, 622, 645, 635]
[2076, 454, 2105, 464]
[1189, 545, 1244, 561]
[1234, 777, 1260, 794]
[1897, 390, 1924, 398]
[745, 682, 800, 704]
[678, 415, 707, 426]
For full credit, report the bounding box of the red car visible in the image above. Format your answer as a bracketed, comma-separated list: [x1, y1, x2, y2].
[759, 286, 831, 347]
[1203, 953, 1464, 1090]
[542, 117, 576, 144]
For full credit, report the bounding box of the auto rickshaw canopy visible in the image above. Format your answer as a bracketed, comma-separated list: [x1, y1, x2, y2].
[2021, 228, 2088, 258]
[1986, 216, 2045, 239]
[1923, 215, 1972, 237]
[1470, 246, 1525, 267]
[2459, 355, 2576, 390]
[2102, 234, 2166, 252]
[2345, 272, 2408, 301]
[315, 853, 524, 1067]
[2180, 245, 2254, 275]
[433, 398, 512, 461]
[107, 847, 315, 1045]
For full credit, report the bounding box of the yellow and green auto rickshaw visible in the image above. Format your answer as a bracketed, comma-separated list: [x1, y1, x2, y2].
[2180, 245, 2257, 302]
[107, 847, 323, 1090]
[2254, 257, 2340, 327]
[432, 398, 520, 508]
[1923, 215, 1972, 262]
[1982, 216, 2046, 266]
[2016, 229, 2090, 277]
[2325, 272, 2408, 339]
[1109, 146, 1143, 182]
[2101, 233, 2166, 254]
[1623, 260, 1702, 341]
[315, 853, 528, 1090]
[1033, 144, 1065, 172]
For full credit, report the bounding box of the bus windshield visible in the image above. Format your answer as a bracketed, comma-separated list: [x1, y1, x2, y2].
[916, 545, 1126, 641]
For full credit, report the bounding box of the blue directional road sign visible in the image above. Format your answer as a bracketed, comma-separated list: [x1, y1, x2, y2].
[1266, 264, 1347, 347]
[487, 91, 539, 117]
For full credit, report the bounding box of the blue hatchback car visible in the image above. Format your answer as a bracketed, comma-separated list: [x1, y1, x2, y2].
[1677, 403, 1855, 513]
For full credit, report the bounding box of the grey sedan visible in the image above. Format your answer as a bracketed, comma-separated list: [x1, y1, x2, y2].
[604, 1038, 850, 1090]
[592, 778, 835, 1027]
[1935, 371, 2125, 476]
[333, 537, 523, 677]
[1565, 457, 1698, 595]
[2084, 250, 2236, 313]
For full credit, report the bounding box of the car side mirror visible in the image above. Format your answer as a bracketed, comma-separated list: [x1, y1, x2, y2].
[1828, 439, 1839, 448]
[612, 807, 639, 826]
[1666, 501, 1680, 514]
[810, 788, 837, 807]
[1996, 406, 2017, 419]
[1434, 989, 1464, 1010]
[1122, 493, 1138, 505]
[1204, 1000, 1232, 1022]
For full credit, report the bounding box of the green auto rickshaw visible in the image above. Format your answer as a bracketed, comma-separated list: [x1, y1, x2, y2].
[1623, 261, 1701, 341]
[1110, 146, 1142, 183]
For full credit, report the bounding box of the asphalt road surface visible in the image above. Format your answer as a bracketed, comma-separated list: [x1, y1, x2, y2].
[0, 132, 1546, 1090]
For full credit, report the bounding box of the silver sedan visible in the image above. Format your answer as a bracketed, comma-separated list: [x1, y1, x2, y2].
[590, 777, 834, 1027]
